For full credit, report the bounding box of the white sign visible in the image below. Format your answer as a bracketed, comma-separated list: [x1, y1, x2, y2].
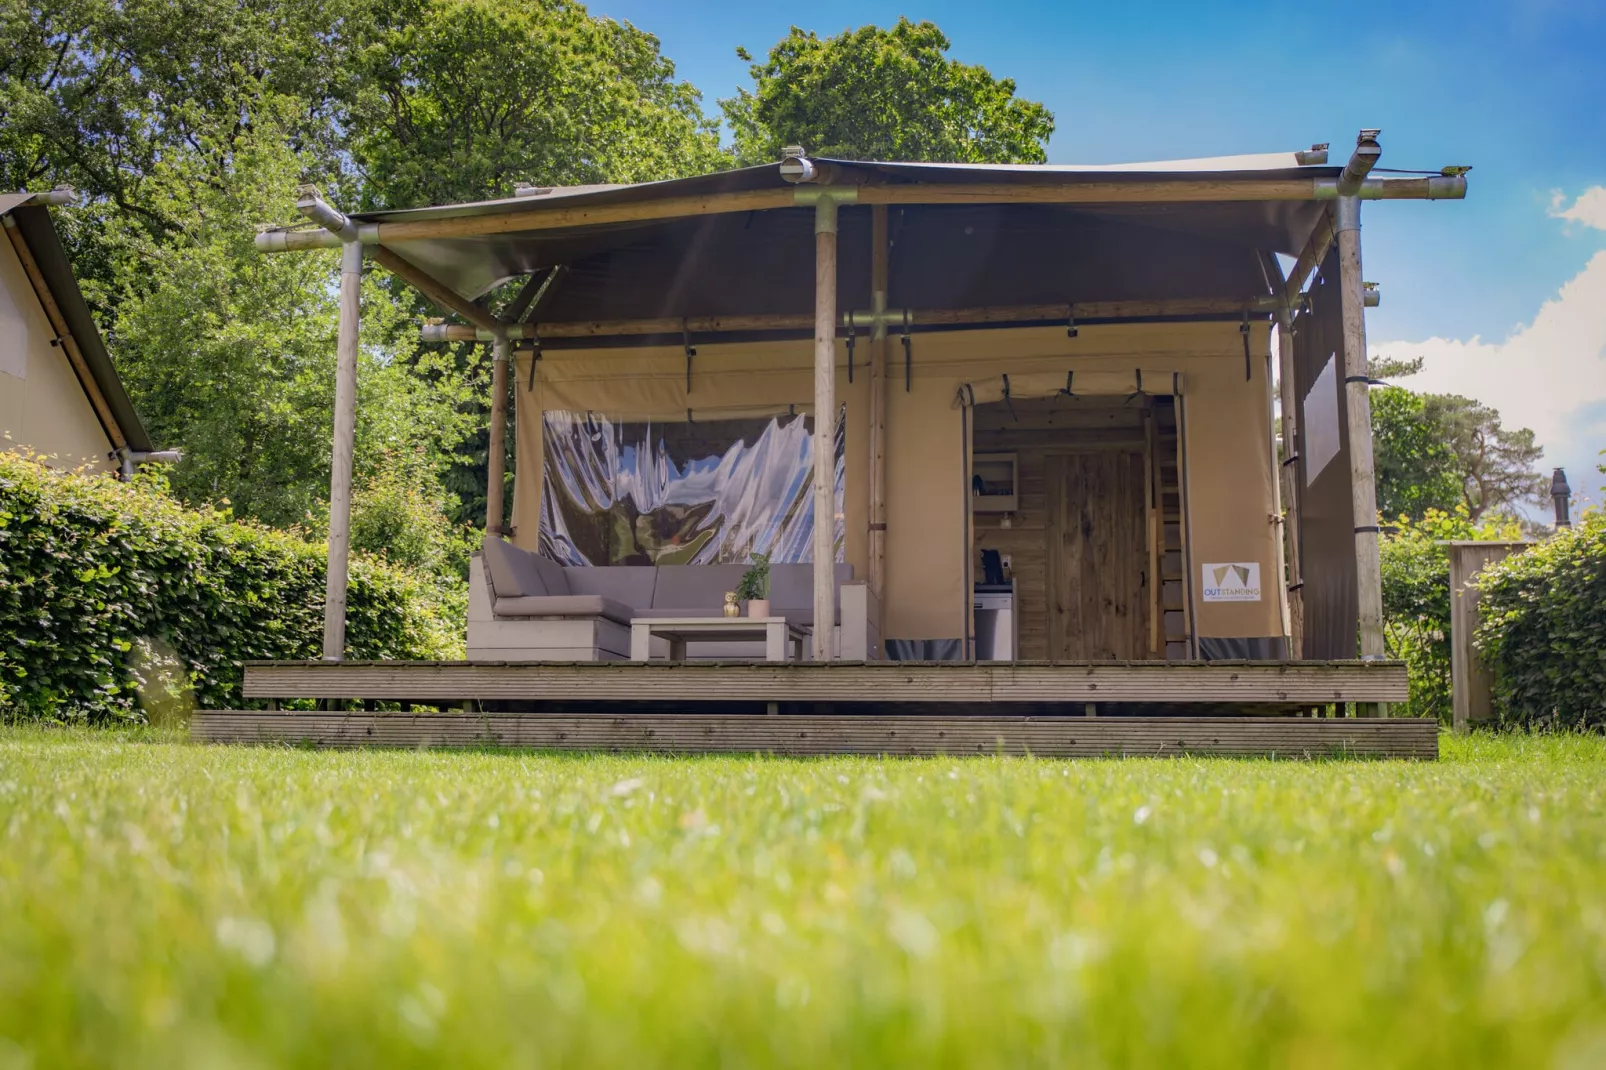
[1303, 353, 1340, 481]
[1201, 562, 1262, 602]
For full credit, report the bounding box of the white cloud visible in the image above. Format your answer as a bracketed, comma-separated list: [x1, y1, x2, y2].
[1371, 189, 1606, 498]
[1550, 186, 1606, 230]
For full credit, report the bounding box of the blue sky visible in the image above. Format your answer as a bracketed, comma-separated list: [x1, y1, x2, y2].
[596, 0, 1606, 502]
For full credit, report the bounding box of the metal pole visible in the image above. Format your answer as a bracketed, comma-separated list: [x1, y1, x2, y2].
[812, 196, 839, 662]
[486, 330, 510, 536]
[323, 238, 364, 661]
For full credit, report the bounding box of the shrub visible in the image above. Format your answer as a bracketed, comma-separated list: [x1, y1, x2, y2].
[0, 451, 464, 723]
[1475, 513, 1606, 728]
[350, 447, 476, 581]
[1380, 507, 1521, 722]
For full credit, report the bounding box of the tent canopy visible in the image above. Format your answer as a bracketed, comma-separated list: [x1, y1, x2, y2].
[344, 153, 1343, 314]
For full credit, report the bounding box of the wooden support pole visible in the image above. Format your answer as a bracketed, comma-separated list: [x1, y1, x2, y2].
[2, 217, 127, 452]
[1261, 252, 1305, 658]
[1265, 346, 1293, 653]
[1276, 313, 1305, 658]
[1284, 208, 1337, 307]
[485, 330, 510, 536]
[1336, 197, 1387, 681]
[812, 196, 839, 662]
[501, 272, 548, 323]
[868, 206, 889, 622]
[323, 239, 364, 661]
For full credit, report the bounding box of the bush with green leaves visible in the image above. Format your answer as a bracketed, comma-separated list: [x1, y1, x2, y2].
[350, 448, 477, 581]
[1475, 513, 1606, 728]
[0, 452, 464, 723]
[1380, 507, 1521, 722]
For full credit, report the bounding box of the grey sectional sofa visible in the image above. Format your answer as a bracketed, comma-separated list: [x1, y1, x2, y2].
[468, 538, 880, 661]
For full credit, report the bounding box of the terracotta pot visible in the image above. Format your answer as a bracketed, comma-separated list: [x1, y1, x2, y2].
[747, 598, 772, 619]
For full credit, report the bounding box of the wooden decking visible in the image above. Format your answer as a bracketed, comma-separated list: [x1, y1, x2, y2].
[242, 659, 1408, 709]
[192, 712, 1436, 759]
[191, 659, 1434, 759]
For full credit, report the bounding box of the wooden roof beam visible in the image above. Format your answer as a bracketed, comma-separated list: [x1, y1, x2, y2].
[421, 298, 1286, 343]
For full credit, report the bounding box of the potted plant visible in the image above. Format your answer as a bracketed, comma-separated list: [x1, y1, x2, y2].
[737, 553, 771, 618]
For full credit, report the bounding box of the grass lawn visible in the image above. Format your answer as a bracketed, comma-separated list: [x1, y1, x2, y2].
[2, 730, 1604, 1068]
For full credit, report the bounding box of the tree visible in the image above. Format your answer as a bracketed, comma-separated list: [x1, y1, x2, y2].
[1426, 395, 1545, 521]
[111, 102, 475, 529]
[1368, 356, 1544, 523]
[345, 0, 728, 210]
[721, 19, 1054, 166]
[336, 0, 733, 529]
[1, 0, 360, 318]
[1371, 387, 1462, 521]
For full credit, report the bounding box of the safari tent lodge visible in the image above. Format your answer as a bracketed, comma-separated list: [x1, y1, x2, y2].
[208, 133, 1465, 757]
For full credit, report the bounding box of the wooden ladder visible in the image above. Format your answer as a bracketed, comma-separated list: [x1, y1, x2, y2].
[1152, 399, 1192, 659]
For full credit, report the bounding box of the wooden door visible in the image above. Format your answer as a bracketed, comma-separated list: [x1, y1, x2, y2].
[1047, 452, 1149, 660]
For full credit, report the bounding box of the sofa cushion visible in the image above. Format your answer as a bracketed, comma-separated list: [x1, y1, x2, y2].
[652, 564, 750, 610]
[767, 563, 855, 611]
[565, 566, 657, 608]
[482, 537, 569, 597]
[495, 594, 633, 624]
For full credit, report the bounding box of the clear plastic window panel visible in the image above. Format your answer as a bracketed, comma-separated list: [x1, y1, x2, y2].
[540, 408, 845, 566]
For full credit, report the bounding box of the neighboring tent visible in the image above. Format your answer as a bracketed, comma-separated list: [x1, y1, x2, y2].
[1, 191, 151, 472]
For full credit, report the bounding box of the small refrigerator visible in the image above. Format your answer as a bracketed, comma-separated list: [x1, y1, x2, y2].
[973, 582, 1017, 661]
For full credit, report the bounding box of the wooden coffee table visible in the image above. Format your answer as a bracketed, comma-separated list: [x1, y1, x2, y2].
[628, 617, 809, 662]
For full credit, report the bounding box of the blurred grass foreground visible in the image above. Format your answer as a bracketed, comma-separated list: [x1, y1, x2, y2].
[2, 730, 1604, 1068]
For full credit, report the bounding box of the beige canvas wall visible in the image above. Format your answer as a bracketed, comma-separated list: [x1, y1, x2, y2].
[511, 320, 1280, 646]
[0, 238, 115, 472]
[1176, 331, 1280, 641]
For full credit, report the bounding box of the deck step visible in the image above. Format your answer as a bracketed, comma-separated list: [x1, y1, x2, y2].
[191, 711, 1438, 760]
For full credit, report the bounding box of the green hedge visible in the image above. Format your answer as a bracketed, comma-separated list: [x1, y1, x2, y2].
[1380, 509, 1524, 722]
[1476, 514, 1606, 729]
[0, 452, 464, 722]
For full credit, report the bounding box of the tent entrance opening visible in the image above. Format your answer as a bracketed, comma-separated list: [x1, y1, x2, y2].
[972, 396, 1175, 661]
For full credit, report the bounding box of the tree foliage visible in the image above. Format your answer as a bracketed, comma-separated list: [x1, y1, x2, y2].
[721, 19, 1054, 166]
[108, 105, 477, 529]
[1429, 394, 1546, 521]
[1370, 357, 1545, 523]
[1371, 386, 1462, 522]
[347, 0, 727, 210]
[350, 448, 477, 579]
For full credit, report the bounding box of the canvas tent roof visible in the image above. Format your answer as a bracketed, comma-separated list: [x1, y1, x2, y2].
[342, 152, 1346, 316]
